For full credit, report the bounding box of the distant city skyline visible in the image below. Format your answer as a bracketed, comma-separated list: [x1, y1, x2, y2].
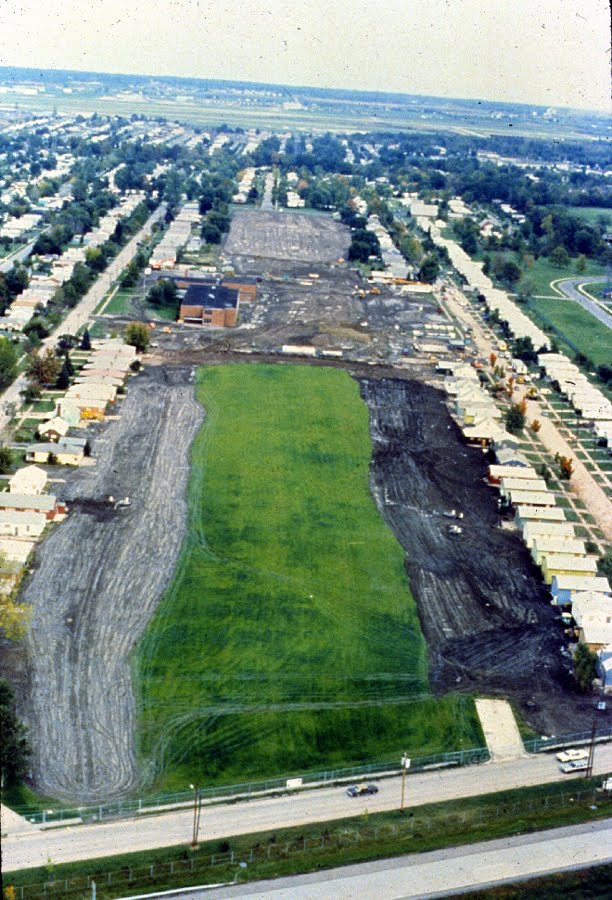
[1, 0, 610, 112]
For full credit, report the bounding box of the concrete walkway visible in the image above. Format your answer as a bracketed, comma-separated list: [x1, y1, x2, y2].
[475, 698, 526, 760]
[198, 820, 612, 899]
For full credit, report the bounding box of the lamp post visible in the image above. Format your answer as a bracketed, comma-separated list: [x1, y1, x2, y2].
[189, 784, 202, 847]
[400, 754, 410, 812]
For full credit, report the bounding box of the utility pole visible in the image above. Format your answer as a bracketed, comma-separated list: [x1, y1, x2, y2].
[586, 719, 597, 779]
[190, 784, 202, 847]
[400, 753, 410, 812]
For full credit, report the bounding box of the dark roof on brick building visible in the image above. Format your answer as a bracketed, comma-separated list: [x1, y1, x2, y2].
[182, 284, 239, 310]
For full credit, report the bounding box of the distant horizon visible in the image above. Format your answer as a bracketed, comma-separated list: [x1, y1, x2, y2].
[0, 63, 608, 118]
[1, 1, 608, 113]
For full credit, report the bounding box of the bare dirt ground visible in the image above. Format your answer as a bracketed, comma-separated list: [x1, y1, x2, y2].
[12, 366, 203, 802]
[223, 209, 349, 263]
[361, 376, 611, 735]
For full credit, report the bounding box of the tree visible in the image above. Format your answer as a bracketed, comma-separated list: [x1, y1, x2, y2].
[0, 679, 31, 787]
[575, 254, 587, 275]
[80, 328, 92, 351]
[550, 245, 570, 268]
[124, 322, 150, 353]
[558, 455, 574, 480]
[597, 549, 612, 579]
[0, 337, 18, 389]
[573, 643, 598, 692]
[56, 359, 71, 390]
[530, 419, 542, 433]
[0, 446, 13, 474]
[26, 349, 62, 387]
[419, 255, 440, 284]
[64, 352, 74, 377]
[505, 403, 526, 434]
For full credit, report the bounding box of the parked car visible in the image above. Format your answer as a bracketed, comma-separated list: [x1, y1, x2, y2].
[559, 759, 589, 774]
[346, 784, 379, 797]
[556, 748, 589, 763]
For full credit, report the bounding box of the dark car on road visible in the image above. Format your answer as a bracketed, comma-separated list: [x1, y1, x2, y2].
[346, 784, 379, 797]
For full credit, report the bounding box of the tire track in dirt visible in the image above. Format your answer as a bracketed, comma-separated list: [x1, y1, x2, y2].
[20, 366, 203, 802]
[360, 376, 610, 735]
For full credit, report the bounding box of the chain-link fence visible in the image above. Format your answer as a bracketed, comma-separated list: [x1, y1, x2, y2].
[12, 747, 490, 825]
[6, 785, 608, 900]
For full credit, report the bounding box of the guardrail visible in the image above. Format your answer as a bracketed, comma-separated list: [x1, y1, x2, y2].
[12, 747, 489, 825]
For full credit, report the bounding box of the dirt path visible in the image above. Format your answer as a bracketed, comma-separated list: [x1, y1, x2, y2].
[360, 376, 611, 735]
[19, 365, 203, 802]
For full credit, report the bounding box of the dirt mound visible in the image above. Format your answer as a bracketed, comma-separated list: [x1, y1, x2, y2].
[360, 376, 609, 735]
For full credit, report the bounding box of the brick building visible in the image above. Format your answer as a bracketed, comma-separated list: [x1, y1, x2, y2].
[179, 284, 239, 327]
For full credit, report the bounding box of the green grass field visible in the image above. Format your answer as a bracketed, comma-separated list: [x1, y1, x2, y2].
[136, 365, 481, 792]
[562, 206, 612, 226]
[524, 257, 604, 296]
[526, 297, 612, 367]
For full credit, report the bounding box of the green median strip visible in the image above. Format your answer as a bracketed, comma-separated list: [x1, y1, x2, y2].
[5, 775, 612, 897]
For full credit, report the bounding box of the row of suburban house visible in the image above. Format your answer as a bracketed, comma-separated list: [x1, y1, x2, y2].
[150, 201, 199, 269]
[486, 461, 611, 691]
[538, 352, 612, 446]
[0, 340, 138, 572]
[443, 358, 611, 691]
[0, 191, 146, 333]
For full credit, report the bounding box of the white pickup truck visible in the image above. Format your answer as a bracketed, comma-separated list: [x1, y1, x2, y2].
[555, 748, 589, 763]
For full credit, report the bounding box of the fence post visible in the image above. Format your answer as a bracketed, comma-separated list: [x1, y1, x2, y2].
[99, 805, 103, 821]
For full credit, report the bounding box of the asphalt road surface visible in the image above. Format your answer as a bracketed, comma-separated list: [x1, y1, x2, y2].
[554, 276, 611, 329]
[175, 820, 612, 899]
[4, 746, 612, 871]
[0, 235, 40, 274]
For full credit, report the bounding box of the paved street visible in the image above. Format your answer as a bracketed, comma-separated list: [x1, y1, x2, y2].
[4, 745, 611, 871]
[0, 235, 41, 274]
[553, 276, 610, 329]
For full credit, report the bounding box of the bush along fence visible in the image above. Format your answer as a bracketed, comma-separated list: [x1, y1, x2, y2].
[13, 747, 490, 825]
[5, 784, 611, 899]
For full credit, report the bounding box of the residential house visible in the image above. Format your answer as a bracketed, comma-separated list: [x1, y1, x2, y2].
[0, 493, 65, 520]
[0, 509, 47, 539]
[541, 554, 598, 585]
[8, 465, 48, 496]
[38, 417, 70, 442]
[550, 575, 611, 606]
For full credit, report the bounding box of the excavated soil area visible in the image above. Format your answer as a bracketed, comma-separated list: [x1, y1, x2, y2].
[15, 365, 203, 802]
[360, 376, 610, 735]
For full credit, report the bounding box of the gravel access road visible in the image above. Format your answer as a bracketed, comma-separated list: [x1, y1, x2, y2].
[19, 364, 203, 802]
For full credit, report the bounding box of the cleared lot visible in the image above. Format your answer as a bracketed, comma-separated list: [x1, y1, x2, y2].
[223, 209, 349, 263]
[18, 366, 203, 801]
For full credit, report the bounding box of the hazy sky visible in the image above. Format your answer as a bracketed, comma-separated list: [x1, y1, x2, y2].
[1, 0, 610, 110]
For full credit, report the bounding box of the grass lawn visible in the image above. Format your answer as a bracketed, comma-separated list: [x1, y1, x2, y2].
[136, 365, 482, 793]
[525, 297, 612, 368]
[562, 206, 612, 226]
[525, 256, 604, 296]
[104, 287, 136, 315]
